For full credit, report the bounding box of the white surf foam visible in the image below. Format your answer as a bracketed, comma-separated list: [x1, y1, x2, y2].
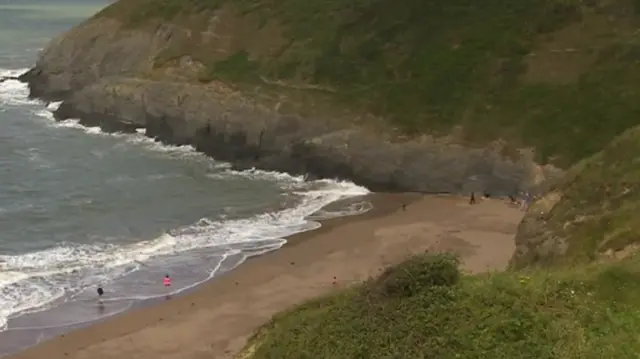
[0, 68, 29, 79]
[307, 200, 374, 220]
[0, 69, 371, 330]
[0, 68, 36, 107]
[0, 179, 368, 330]
[46, 101, 62, 111]
[38, 116, 209, 161]
[26, 96, 346, 188]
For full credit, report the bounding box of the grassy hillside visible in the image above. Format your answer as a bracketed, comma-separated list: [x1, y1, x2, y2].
[97, 0, 640, 167]
[237, 253, 640, 359]
[236, 126, 640, 358]
[510, 125, 640, 269]
[84, 3, 640, 355]
[232, 115, 640, 359]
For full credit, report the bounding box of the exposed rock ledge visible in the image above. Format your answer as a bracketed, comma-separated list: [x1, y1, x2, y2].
[15, 16, 561, 193]
[18, 74, 557, 193]
[0, 76, 19, 83]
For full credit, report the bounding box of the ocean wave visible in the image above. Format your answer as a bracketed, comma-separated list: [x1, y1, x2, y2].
[27, 95, 347, 189]
[0, 68, 29, 78]
[306, 200, 374, 220]
[0, 176, 368, 330]
[0, 67, 372, 331]
[0, 68, 36, 107]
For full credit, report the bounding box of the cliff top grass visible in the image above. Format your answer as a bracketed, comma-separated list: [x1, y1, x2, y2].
[235, 120, 640, 359]
[97, 0, 640, 167]
[237, 253, 640, 359]
[511, 125, 640, 269]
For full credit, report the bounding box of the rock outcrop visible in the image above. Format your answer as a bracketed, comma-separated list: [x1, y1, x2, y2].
[19, 9, 561, 193]
[510, 125, 640, 268]
[0, 76, 19, 83]
[53, 77, 556, 193]
[19, 17, 170, 100]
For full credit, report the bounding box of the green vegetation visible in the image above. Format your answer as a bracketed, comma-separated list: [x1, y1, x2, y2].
[239, 253, 640, 359]
[96, 0, 225, 25]
[199, 50, 261, 82]
[511, 125, 640, 268]
[239, 127, 640, 358]
[98, 0, 640, 166]
[90, 1, 640, 356]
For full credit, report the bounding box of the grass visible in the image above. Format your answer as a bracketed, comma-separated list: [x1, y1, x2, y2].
[238, 253, 640, 359]
[511, 125, 640, 268]
[85, 2, 640, 356]
[95, 0, 226, 25]
[234, 125, 640, 358]
[96, 0, 640, 167]
[198, 50, 261, 82]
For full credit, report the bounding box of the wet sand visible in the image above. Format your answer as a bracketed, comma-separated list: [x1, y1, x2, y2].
[5, 193, 524, 359]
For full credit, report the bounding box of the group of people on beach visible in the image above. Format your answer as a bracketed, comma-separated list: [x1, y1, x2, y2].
[96, 274, 172, 303]
[469, 191, 492, 205]
[469, 191, 534, 211]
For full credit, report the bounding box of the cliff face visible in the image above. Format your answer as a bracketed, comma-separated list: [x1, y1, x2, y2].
[19, 7, 563, 193]
[510, 126, 640, 268]
[52, 77, 549, 193]
[20, 18, 167, 100]
[24, 0, 640, 193]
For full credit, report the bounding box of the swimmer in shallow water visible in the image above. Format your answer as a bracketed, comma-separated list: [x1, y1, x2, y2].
[97, 285, 104, 304]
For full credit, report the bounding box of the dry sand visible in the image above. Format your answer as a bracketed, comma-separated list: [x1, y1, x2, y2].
[7, 193, 524, 359]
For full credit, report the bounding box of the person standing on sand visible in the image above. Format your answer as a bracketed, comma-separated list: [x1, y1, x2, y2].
[469, 192, 476, 205]
[520, 192, 531, 211]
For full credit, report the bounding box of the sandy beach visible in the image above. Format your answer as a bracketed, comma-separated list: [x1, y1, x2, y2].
[6, 193, 524, 359]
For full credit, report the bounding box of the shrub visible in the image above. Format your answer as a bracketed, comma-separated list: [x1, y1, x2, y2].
[374, 253, 461, 298]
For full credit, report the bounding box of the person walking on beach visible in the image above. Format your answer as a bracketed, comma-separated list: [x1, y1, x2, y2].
[469, 192, 476, 205]
[163, 274, 172, 300]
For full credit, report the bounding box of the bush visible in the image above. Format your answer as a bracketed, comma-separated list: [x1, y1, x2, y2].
[243, 257, 640, 359]
[372, 253, 461, 298]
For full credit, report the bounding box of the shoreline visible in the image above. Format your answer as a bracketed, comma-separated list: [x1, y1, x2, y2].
[283, 192, 421, 247]
[1, 71, 398, 357]
[5, 193, 524, 359]
[0, 193, 396, 357]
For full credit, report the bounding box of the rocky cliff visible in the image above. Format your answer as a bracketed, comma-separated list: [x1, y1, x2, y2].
[510, 125, 640, 268]
[20, 0, 640, 193]
[51, 76, 550, 193]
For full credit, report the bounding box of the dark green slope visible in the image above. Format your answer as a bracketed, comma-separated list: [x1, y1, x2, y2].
[99, 0, 640, 167]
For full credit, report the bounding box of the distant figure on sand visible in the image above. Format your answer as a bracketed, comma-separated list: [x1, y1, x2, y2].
[469, 192, 476, 205]
[519, 192, 532, 211]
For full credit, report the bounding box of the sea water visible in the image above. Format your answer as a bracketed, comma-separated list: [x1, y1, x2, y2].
[0, 0, 370, 355]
